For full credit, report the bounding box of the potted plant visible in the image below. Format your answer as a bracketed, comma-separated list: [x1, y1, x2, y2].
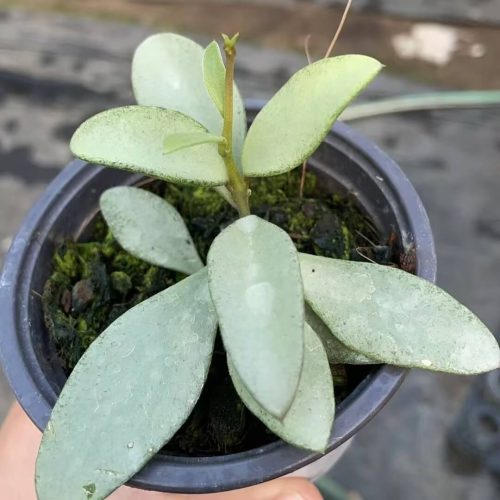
[0, 30, 498, 500]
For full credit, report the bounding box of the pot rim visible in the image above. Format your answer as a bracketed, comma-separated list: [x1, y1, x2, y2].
[0, 101, 436, 493]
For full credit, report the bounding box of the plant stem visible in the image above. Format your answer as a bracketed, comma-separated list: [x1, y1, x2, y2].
[299, 160, 307, 199]
[225, 155, 250, 216]
[221, 33, 250, 217]
[222, 39, 235, 154]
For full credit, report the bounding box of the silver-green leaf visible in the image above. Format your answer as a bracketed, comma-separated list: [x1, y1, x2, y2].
[70, 106, 228, 185]
[300, 253, 500, 373]
[100, 186, 203, 274]
[132, 33, 246, 165]
[164, 131, 225, 154]
[229, 323, 334, 452]
[207, 215, 304, 418]
[203, 41, 226, 115]
[305, 303, 376, 365]
[36, 269, 217, 500]
[242, 55, 382, 177]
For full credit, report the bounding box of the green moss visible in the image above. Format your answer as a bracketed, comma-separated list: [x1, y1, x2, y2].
[43, 169, 390, 456]
[42, 237, 179, 373]
[110, 271, 132, 295]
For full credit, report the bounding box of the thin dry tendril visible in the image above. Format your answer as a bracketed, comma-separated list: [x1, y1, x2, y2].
[299, 0, 354, 199]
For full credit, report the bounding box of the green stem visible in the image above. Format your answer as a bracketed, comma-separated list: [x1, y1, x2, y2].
[225, 155, 250, 216]
[221, 33, 250, 217]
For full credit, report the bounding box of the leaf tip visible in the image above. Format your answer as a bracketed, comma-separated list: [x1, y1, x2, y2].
[69, 123, 85, 159]
[312, 440, 329, 454]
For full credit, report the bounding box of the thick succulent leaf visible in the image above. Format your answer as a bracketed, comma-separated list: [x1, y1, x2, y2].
[132, 33, 246, 165]
[300, 253, 500, 374]
[164, 131, 225, 154]
[229, 323, 334, 452]
[36, 269, 217, 500]
[305, 303, 376, 365]
[100, 187, 203, 274]
[242, 55, 382, 177]
[207, 215, 304, 418]
[70, 106, 227, 185]
[203, 41, 226, 115]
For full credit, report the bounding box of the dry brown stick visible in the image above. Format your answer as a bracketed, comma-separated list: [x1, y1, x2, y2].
[324, 0, 353, 58]
[299, 0, 353, 199]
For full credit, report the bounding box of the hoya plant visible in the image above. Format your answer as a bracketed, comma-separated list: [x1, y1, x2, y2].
[35, 33, 500, 499]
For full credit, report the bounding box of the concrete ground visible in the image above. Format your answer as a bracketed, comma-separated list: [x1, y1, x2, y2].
[0, 7, 499, 500]
[4, 0, 500, 90]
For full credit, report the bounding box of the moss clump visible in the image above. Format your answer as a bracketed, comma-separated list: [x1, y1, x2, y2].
[43, 237, 183, 372]
[160, 170, 380, 263]
[43, 169, 395, 456]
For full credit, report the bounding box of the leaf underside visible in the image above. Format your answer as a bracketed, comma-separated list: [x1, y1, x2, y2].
[300, 253, 500, 373]
[305, 303, 376, 365]
[207, 215, 304, 418]
[229, 323, 335, 452]
[100, 186, 204, 274]
[242, 55, 382, 177]
[70, 105, 228, 186]
[213, 185, 238, 209]
[35, 269, 217, 500]
[132, 33, 247, 166]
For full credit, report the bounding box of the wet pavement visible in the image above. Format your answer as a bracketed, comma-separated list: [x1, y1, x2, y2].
[0, 8, 499, 499]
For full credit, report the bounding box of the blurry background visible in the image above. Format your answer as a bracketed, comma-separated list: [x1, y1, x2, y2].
[1, 1, 500, 499]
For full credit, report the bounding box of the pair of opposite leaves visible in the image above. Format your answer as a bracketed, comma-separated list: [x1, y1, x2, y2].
[36, 186, 500, 500]
[70, 32, 383, 184]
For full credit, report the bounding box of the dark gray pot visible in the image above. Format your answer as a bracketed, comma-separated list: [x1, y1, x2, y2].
[0, 102, 436, 493]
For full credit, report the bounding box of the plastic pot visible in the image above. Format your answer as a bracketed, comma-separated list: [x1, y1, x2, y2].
[0, 101, 436, 493]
